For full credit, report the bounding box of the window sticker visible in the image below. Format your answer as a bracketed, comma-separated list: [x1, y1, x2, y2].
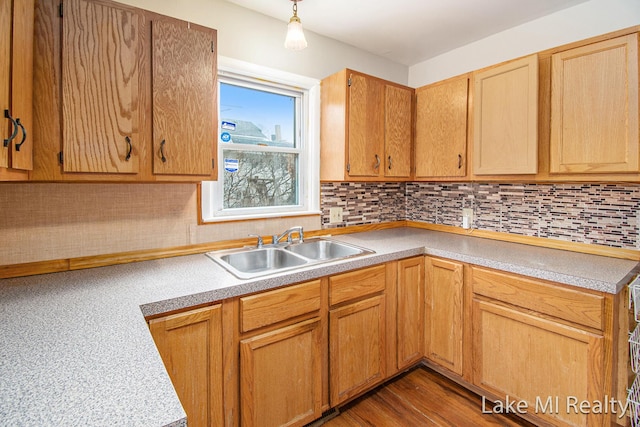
[221, 120, 237, 131]
[221, 132, 231, 142]
[224, 158, 239, 173]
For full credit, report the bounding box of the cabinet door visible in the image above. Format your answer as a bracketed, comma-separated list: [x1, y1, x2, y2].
[348, 72, 384, 177]
[415, 76, 468, 178]
[473, 55, 538, 175]
[550, 33, 639, 174]
[0, 0, 11, 170]
[149, 304, 223, 427]
[240, 318, 323, 427]
[425, 257, 464, 375]
[62, 0, 140, 174]
[384, 84, 412, 178]
[330, 295, 386, 406]
[396, 257, 424, 369]
[473, 299, 604, 427]
[151, 19, 216, 176]
[1, 0, 34, 175]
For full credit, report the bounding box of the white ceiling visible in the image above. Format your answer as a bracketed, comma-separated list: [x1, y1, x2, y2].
[223, 0, 590, 66]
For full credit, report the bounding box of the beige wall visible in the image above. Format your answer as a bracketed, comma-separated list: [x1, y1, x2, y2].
[118, 0, 409, 85]
[0, 183, 320, 265]
[409, 0, 640, 87]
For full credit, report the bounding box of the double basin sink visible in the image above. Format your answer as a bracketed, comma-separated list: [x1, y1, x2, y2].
[206, 238, 374, 279]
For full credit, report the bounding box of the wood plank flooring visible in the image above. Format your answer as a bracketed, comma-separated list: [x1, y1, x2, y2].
[318, 366, 536, 426]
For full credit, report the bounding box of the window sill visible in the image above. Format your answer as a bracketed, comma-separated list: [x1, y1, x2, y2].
[200, 210, 322, 224]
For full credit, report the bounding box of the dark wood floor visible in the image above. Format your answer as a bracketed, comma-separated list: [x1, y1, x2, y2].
[318, 366, 536, 426]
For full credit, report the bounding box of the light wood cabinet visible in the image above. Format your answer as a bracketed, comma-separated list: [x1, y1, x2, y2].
[147, 254, 625, 427]
[550, 33, 639, 174]
[32, 0, 217, 181]
[471, 267, 608, 427]
[472, 55, 538, 175]
[415, 75, 469, 179]
[151, 18, 217, 176]
[395, 257, 425, 370]
[329, 265, 387, 405]
[0, 0, 34, 180]
[384, 84, 413, 178]
[238, 279, 324, 427]
[61, 0, 141, 174]
[240, 318, 323, 427]
[149, 304, 224, 427]
[424, 257, 464, 376]
[320, 69, 413, 181]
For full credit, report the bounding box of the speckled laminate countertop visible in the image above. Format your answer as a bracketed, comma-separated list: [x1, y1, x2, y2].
[1, 227, 638, 426]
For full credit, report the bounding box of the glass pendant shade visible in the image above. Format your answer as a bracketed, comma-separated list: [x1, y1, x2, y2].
[284, 6, 307, 50]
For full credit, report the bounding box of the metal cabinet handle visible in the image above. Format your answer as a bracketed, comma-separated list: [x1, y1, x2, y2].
[15, 119, 26, 151]
[374, 154, 380, 169]
[458, 154, 462, 169]
[125, 136, 132, 161]
[388, 155, 392, 170]
[160, 139, 167, 163]
[3, 110, 19, 148]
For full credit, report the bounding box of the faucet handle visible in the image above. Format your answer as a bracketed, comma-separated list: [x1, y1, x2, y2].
[248, 234, 263, 248]
[290, 226, 304, 243]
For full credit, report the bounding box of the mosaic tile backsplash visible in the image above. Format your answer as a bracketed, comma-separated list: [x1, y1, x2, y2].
[320, 182, 640, 250]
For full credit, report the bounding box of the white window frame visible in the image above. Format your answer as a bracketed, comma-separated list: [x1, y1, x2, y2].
[201, 57, 320, 222]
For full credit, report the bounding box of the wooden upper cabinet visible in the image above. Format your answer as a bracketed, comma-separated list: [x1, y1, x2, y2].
[415, 76, 468, 179]
[550, 33, 639, 174]
[320, 69, 413, 181]
[384, 84, 412, 178]
[1, 0, 34, 180]
[32, 0, 218, 181]
[151, 19, 216, 177]
[62, 0, 140, 174]
[348, 72, 385, 177]
[472, 55, 538, 175]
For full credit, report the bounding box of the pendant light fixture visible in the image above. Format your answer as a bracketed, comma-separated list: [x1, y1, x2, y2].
[284, 0, 307, 50]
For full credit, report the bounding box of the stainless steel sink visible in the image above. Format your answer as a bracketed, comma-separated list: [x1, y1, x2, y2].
[215, 248, 309, 279]
[285, 239, 367, 260]
[206, 238, 374, 279]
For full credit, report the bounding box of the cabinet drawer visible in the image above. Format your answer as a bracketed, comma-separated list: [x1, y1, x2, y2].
[330, 264, 386, 306]
[240, 280, 321, 333]
[471, 267, 604, 330]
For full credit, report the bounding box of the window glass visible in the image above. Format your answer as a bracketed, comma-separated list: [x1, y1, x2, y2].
[222, 150, 299, 209]
[220, 83, 296, 148]
[201, 59, 319, 223]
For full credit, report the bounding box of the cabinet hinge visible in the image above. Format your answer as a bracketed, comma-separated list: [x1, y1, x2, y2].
[211, 41, 215, 53]
[59, 3, 63, 18]
[212, 159, 215, 170]
[58, 152, 63, 165]
[346, 163, 350, 173]
[348, 77, 352, 87]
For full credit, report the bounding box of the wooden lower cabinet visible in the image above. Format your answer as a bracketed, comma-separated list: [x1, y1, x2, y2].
[148, 257, 621, 427]
[148, 304, 223, 427]
[471, 267, 610, 427]
[240, 318, 323, 427]
[473, 300, 604, 427]
[329, 294, 386, 406]
[396, 257, 425, 370]
[424, 257, 465, 376]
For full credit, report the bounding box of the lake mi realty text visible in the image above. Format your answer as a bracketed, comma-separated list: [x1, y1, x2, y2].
[482, 395, 629, 419]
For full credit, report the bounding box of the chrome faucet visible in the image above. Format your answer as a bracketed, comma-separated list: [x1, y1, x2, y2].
[248, 234, 264, 248]
[272, 226, 304, 245]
